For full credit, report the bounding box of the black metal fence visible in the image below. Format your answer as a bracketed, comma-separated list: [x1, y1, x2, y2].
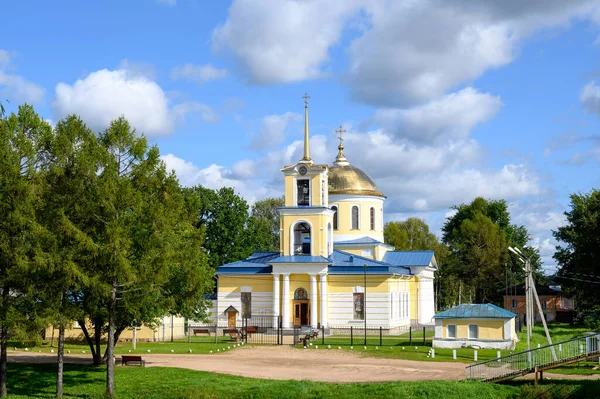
[186, 315, 284, 345]
[294, 325, 435, 347]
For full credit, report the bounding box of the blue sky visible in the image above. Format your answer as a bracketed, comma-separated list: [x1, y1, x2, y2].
[2, 0, 600, 271]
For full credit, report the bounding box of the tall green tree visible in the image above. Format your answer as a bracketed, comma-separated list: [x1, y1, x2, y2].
[37, 115, 100, 398]
[186, 186, 253, 269]
[384, 217, 439, 250]
[553, 189, 600, 311]
[0, 104, 51, 397]
[442, 197, 541, 305]
[248, 197, 284, 252]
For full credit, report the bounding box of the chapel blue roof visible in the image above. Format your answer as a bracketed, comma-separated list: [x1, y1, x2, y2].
[433, 304, 516, 319]
[383, 251, 437, 268]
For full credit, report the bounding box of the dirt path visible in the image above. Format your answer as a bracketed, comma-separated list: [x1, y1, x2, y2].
[9, 347, 465, 382]
[9, 347, 600, 383]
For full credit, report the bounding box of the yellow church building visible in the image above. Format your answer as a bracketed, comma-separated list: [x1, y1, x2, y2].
[216, 97, 437, 329]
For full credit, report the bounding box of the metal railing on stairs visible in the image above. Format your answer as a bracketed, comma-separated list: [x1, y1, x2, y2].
[465, 332, 600, 382]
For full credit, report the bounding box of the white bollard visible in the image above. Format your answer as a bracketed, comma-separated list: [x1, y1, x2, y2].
[538, 343, 541, 348]
[497, 351, 501, 358]
[474, 350, 478, 361]
[431, 348, 435, 358]
[559, 344, 562, 352]
[453, 349, 456, 360]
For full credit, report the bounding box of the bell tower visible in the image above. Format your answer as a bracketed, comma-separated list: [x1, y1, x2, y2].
[279, 94, 334, 257]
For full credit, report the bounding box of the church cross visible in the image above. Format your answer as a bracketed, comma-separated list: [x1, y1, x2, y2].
[302, 93, 310, 106]
[335, 125, 347, 144]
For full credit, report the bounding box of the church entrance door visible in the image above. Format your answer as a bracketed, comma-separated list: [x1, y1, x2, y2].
[293, 301, 310, 326]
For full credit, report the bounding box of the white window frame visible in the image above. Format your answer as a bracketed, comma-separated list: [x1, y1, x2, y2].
[350, 204, 360, 230]
[468, 324, 479, 339]
[511, 299, 517, 309]
[447, 324, 457, 339]
[294, 178, 312, 206]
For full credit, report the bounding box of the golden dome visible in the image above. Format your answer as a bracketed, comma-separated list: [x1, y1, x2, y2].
[328, 163, 384, 197]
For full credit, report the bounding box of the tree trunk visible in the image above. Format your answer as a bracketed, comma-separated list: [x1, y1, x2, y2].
[56, 323, 65, 398]
[94, 319, 102, 366]
[0, 326, 7, 398]
[102, 326, 126, 363]
[78, 319, 102, 366]
[106, 283, 116, 397]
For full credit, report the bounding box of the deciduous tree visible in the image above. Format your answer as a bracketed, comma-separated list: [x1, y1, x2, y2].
[554, 189, 600, 311]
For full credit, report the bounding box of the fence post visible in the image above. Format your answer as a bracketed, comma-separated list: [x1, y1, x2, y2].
[322, 326, 325, 345]
[423, 327, 426, 345]
[244, 316, 248, 344]
[409, 326, 412, 345]
[380, 326, 382, 346]
[351, 326, 353, 346]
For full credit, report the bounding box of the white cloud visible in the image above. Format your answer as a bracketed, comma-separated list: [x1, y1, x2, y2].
[213, 0, 360, 84]
[580, 80, 600, 116]
[0, 71, 45, 104]
[53, 69, 173, 136]
[53, 68, 221, 136]
[161, 154, 277, 204]
[171, 63, 228, 84]
[250, 112, 301, 150]
[231, 159, 257, 179]
[173, 101, 221, 124]
[119, 58, 156, 80]
[0, 49, 45, 104]
[0, 50, 10, 68]
[213, 0, 600, 105]
[374, 87, 503, 142]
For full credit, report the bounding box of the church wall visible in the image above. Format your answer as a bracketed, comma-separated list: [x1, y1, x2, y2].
[217, 276, 274, 325]
[330, 195, 384, 242]
[281, 213, 328, 256]
[409, 276, 419, 324]
[284, 175, 294, 207]
[327, 275, 393, 327]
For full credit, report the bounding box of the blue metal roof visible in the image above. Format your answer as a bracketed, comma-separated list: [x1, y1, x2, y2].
[383, 251, 436, 268]
[433, 304, 516, 319]
[270, 255, 331, 263]
[334, 236, 382, 246]
[329, 250, 411, 275]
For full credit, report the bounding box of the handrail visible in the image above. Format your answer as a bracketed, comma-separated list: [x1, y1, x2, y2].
[465, 332, 600, 382]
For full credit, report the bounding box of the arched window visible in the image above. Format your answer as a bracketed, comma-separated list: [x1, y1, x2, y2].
[370, 207, 375, 230]
[332, 206, 338, 230]
[351, 206, 359, 230]
[293, 222, 311, 255]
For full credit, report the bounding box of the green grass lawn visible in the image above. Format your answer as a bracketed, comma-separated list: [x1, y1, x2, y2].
[10, 337, 243, 356]
[514, 323, 593, 352]
[6, 362, 599, 399]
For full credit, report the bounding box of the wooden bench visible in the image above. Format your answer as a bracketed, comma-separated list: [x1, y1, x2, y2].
[241, 326, 258, 339]
[192, 328, 211, 336]
[120, 355, 146, 367]
[223, 328, 240, 342]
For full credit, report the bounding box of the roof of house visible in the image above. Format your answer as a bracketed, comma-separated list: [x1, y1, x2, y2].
[216, 249, 436, 276]
[383, 251, 437, 268]
[505, 284, 565, 296]
[433, 304, 516, 319]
